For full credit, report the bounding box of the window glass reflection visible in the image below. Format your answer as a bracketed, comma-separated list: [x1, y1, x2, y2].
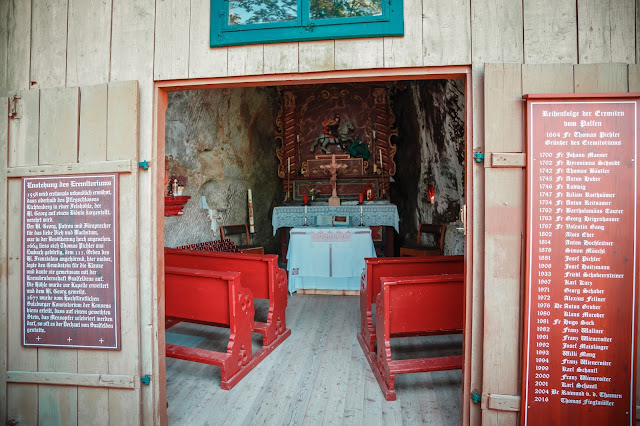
[229, 0, 298, 25]
[310, 0, 382, 19]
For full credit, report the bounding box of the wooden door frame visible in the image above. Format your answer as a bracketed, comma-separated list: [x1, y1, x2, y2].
[152, 66, 476, 425]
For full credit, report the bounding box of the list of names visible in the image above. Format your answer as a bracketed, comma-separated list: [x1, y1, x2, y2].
[523, 98, 638, 425]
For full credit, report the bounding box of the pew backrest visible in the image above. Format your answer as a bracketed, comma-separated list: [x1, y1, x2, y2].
[165, 266, 249, 325]
[363, 255, 464, 305]
[165, 248, 280, 299]
[380, 273, 464, 336]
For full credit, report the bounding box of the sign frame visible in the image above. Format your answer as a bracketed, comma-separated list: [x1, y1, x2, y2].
[21, 173, 121, 350]
[522, 93, 640, 425]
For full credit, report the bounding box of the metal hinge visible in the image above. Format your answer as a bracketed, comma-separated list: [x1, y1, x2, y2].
[471, 391, 482, 404]
[473, 150, 484, 163]
[8, 93, 21, 119]
[140, 374, 151, 385]
[138, 160, 150, 170]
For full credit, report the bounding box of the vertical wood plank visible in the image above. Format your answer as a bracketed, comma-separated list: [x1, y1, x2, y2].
[0, 97, 8, 426]
[482, 169, 524, 426]
[421, 0, 470, 66]
[523, 0, 577, 63]
[78, 84, 108, 163]
[66, 0, 112, 87]
[578, 0, 636, 64]
[188, 0, 228, 78]
[8, 89, 39, 167]
[522, 64, 574, 95]
[574, 63, 628, 93]
[335, 39, 384, 70]
[76, 82, 109, 426]
[110, 0, 155, 83]
[107, 80, 141, 424]
[37, 84, 79, 426]
[154, 0, 190, 80]
[7, 384, 38, 425]
[6, 0, 31, 92]
[111, 1, 155, 420]
[264, 43, 299, 74]
[38, 87, 79, 165]
[483, 63, 524, 153]
[383, 0, 423, 68]
[30, 0, 68, 89]
[228, 46, 265, 76]
[7, 177, 39, 423]
[470, 64, 484, 426]
[298, 41, 335, 73]
[471, 0, 523, 63]
[38, 385, 77, 426]
[0, 3, 9, 96]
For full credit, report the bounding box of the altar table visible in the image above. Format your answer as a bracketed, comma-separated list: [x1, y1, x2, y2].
[287, 227, 376, 293]
[272, 203, 399, 235]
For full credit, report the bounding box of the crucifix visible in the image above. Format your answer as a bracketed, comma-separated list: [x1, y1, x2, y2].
[320, 154, 347, 206]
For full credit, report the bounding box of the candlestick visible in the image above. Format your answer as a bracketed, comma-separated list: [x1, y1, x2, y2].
[304, 205, 308, 226]
[359, 205, 364, 226]
[379, 149, 383, 166]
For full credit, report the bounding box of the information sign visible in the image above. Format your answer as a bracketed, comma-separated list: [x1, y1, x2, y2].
[22, 174, 120, 349]
[522, 94, 639, 424]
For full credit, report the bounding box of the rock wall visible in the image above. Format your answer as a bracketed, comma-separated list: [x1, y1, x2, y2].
[164, 87, 282, 253]
[391, 80, 465, 255]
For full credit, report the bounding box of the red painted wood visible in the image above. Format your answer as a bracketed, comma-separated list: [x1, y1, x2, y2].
[384, 274, 464, 335]
[522, 95, 640, 425]
[373, 273, 464, 401]
[389, 355, 463, 374]
[164, 248, 289, 346]
[357, 255, 464, 355]
[164, 266, 255, 387]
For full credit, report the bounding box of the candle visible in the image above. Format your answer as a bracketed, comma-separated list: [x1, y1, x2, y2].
[372, 130, 376, 140]
[248, 189, 255, 233]
[288, 157, 291, 174]
[379, 149, 383, 166]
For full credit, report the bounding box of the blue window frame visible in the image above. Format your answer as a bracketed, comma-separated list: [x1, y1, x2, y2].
[211, 0, 404, 47]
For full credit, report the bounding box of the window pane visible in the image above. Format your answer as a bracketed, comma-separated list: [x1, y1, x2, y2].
[310, 0, 382, 20]
[229, 0, 298, 25]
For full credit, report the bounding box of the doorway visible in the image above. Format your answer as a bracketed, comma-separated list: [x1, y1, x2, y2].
[153, 66, 474, 423]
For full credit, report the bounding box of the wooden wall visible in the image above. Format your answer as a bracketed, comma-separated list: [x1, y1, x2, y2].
[0, 0, 638, 425]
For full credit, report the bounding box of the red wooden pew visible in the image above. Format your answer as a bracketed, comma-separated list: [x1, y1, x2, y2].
[165, 266, 260, 389]
[357, 255, 464, 365]
[164, 248, 291, 349]
[373, 274, 464, 400]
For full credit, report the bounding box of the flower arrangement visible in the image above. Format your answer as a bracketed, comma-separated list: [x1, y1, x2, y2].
[308, 186, 321, 199]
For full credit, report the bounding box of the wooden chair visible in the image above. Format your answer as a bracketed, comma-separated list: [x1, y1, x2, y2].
[220, 224, 264, 254]
[399, 223, 446, 256]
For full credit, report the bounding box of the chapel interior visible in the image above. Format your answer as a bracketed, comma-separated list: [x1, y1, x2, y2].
[163, 79, 467, 423]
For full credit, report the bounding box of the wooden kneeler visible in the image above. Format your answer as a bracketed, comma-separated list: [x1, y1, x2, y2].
[373, 274, 464, 401]
[165, 266, 267, 390]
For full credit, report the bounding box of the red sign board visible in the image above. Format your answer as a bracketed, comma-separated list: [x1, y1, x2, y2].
[522, 94, 640, 424]
[22, 174, 120, 350]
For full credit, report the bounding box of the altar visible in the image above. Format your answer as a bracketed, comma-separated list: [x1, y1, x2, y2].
[286, 227, 376, 293]
[271, 203, 400, 234]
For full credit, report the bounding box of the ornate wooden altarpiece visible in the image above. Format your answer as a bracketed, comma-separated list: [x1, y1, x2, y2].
[275, 84, 398, 201]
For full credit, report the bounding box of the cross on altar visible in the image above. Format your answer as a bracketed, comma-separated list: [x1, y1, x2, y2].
[319, 154, 347, 206]
[99, 338, 104, 344]
[67, 337, 73, 342]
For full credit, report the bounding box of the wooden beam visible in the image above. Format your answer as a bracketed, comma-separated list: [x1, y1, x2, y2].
[4, 160, 135, 177]
[481, 393, 520, 412]
[489, 153, 526, 168]
[6, 371, 139, 389]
